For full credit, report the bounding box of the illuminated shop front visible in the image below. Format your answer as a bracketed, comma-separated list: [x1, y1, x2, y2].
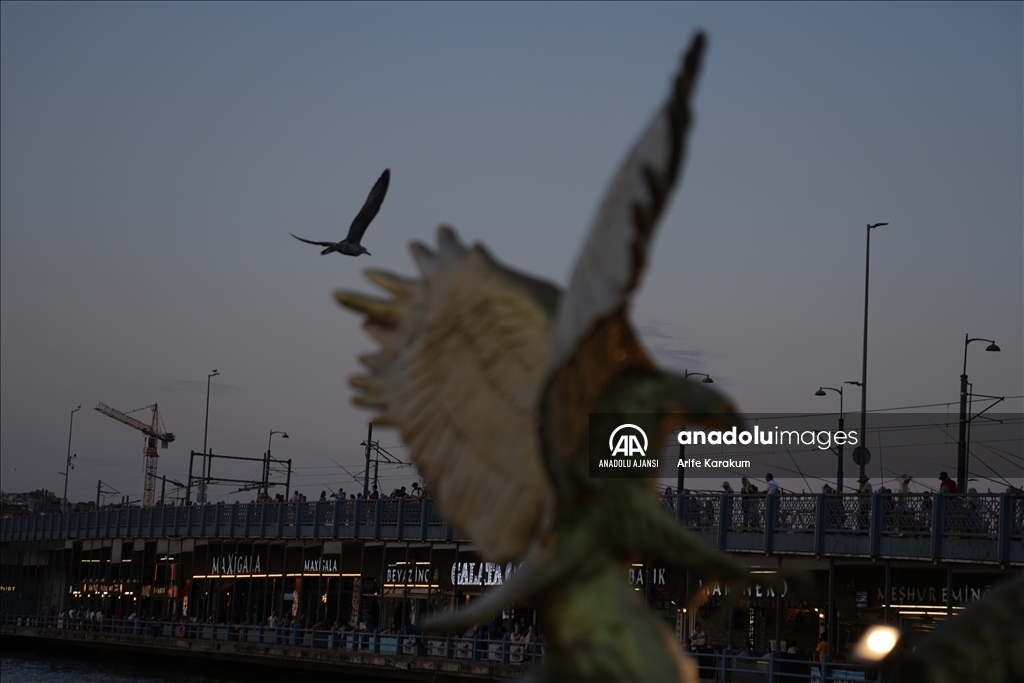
[3, 532, 1019, 661]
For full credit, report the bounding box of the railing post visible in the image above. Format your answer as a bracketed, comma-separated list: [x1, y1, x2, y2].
[764, 494, 777, 556]
[313, 501, 321, 538]
[931, 492, 945, 561]
[720, 646, 730, 683]
[767, 650, 776, 683]
[374, 498, 383, 539]
[260, 501, 268, 538]
[294, 502, 302, 539]
[229, 502, 238, 538]
[676, 491, 685, 525]
[814, 493, 826, 556]
[502, 632, 511, 664]
[397, 497, 406, 539]
[421, 499, 430, 541]
[354, 499, 363, 539]
[718, 493, 730, 550]
[472, 633, 481, 661]
[869, 492, 882, 558]
[998, 492, 1012, 565]
[333, 500, 341, 538]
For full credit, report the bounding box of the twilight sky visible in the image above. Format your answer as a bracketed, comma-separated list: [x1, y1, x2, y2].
[2, 3, 1021, 503]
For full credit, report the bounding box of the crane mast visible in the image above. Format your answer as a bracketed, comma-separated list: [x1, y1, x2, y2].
[95, 402, 175, 507]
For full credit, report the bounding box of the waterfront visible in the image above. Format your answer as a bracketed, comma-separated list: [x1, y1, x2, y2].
[0, 646, 409, 683]
[1, 649, 247, 683]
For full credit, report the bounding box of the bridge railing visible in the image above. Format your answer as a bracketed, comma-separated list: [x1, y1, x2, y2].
[0, 612, 544, 668]
[3, 493, 1022, 564]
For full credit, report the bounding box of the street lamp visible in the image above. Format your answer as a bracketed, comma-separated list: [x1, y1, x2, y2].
[684, 371, 715, 384]
[957, 335, 1000, 489]
[62, 406, 81, 512]
[814, 387, 845, 491]
[858, 222, 888, 486]
[201, 369, 220, 503]
[677, 370, 716, 494]
[265, 430, 289, 494]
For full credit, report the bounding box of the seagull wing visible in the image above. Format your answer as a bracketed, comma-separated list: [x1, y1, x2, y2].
[289, 233, 337, 248]
[541, 33, 710, 495]
[345, 168, 390, 245]
[336, 226, 560, 562]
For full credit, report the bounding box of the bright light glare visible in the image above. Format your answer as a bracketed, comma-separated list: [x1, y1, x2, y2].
[867, 629, 897, 653]
[854, 625, 900, 661]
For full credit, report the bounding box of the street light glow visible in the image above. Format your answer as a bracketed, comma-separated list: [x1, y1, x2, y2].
[854, 625, 899, 661]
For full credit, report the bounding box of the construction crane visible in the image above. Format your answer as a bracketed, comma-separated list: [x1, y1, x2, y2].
[95, 402, 175, 507]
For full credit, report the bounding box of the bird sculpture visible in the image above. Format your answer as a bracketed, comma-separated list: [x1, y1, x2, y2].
[338, 34, 760, 682]
[290, 168, 390, 256]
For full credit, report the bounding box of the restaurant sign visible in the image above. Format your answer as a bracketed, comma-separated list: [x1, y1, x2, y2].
[877, 583, 992, 605]
[451, 561, 517, 586]
[211, 553, 262, 575]
[303, 557, 339, 573]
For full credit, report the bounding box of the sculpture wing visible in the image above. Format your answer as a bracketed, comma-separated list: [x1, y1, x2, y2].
[345, 168, 390, 244]
[336, 226, 560, 562]
[542, 34, 710, 493]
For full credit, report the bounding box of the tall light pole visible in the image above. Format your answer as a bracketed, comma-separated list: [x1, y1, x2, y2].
[957, 335, 1000, 489]
[265, 430, 289, 494]
[62, 405, 81, 512]
[678, 371, 715, 494]
[201, 369, 219, 503]
[814, 387, 844, 491]
[858, 222, 888, 486]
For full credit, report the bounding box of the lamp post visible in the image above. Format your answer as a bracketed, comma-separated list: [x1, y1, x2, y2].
[62, 405, 81, 512]
[265, 430, 289, 494]
[957, 335, 1000, 489]
[678, 371, 715, 494]
[201, 369, 220, 503]
[814, 387, 844, 491]
[858, 222, 888, 486]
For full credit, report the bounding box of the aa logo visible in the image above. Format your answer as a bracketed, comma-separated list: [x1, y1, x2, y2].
[609, 424, 648, 457]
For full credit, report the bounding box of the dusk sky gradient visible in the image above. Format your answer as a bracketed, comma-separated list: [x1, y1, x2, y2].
[2, 3, 1021, 502]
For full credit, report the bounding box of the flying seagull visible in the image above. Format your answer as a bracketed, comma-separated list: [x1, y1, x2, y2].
[290, 168, 390, 256]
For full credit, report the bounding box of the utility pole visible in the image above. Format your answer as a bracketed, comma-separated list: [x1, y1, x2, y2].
[363, 423, 373, 498]
[202, 369, 219, 503]
[957, 335, 1000, 488]
[63, 406, 81, 512]
[858, 222, 888, 486]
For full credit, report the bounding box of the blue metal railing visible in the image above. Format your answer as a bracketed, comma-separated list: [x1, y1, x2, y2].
[0, 612, 543, 669]
[3, 493, 1022, 565]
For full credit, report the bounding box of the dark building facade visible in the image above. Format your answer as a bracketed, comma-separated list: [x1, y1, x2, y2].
[3, 493, 1022, 660]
